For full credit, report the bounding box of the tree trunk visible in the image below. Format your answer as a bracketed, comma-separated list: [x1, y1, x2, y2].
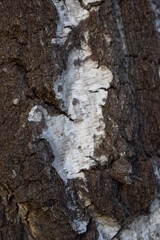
[0, 0, 160, 239]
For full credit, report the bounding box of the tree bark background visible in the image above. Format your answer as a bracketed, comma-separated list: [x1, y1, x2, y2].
[0, 0, 160, 239]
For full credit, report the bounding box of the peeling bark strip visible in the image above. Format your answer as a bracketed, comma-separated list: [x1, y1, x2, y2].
[0, 0, 160, 239]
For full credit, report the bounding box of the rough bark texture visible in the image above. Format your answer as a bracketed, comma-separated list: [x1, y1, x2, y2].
[0, 0, 159, 239]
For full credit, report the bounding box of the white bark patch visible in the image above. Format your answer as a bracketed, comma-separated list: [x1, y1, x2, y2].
[52, 0, 88, 44]
[51, 0, 103, 44]
[48, 0, 112, 182]
[149, 0, 160, 34]
[120, 199, 160, 240]
[28, 46, 112, 181]
[82, 0, 102, 8]
[29, 7, 112, 182]
[28, 105, 43, 123]
[96, 216, 120, 240]
[72, 219, 88, 234]
[120, 162, 160, 240]
[83, 0, 102, 4]
[12, 98, 19, 105]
